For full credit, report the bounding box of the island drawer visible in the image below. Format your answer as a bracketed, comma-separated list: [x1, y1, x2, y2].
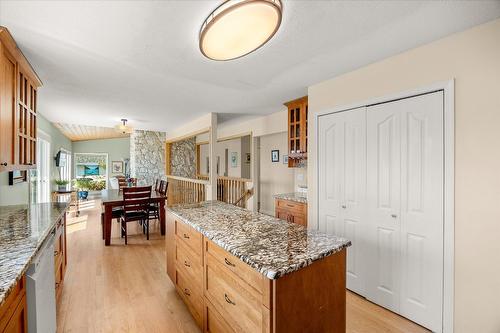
[204, 298, 235, 333]
[175, 270, 203, 328]
[204, 239, 263, 295]
[204, 253, 264, 333]
[176, 239, 202, 284]
[0, 276, 26, 333]
[175, 220, 202, 256]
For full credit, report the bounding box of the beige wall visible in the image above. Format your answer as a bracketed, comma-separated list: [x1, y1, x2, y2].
[307, 19, 500, 333]
[259, 132, 295, 216]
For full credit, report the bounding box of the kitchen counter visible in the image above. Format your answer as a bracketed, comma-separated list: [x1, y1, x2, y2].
[167, 200, 350, 279]
[0, 202, 68, 306]
[273, 192, 308, 204]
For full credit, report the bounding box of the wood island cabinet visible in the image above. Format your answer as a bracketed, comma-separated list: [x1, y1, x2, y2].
[0, 26, 41, 172]
[54, 214, 68, 302]
[166, 211, 346, 333]
[284, 96, 308, 168]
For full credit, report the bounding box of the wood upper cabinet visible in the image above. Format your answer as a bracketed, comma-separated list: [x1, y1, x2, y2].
[0, 26, 41, 172]
[284, 96, 308, 168]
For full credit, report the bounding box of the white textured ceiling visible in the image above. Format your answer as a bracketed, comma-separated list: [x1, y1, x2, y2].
[0, 1, 499, 132]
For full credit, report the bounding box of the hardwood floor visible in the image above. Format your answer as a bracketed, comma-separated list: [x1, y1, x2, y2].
[57, 199, 429, 333]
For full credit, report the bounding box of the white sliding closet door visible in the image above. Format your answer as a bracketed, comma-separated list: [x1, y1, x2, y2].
[366, 92, 444, 332]
[318, 107, 367, 295]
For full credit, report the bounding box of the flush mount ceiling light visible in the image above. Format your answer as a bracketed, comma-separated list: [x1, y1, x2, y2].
[115, 119, 133, 134]
[199, 0, 283, 61]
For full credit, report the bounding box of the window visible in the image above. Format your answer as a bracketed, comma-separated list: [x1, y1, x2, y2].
[59, 149, 72, 182]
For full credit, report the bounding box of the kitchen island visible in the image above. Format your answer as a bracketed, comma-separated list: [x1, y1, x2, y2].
[166, 201, 350, 333]
[0, 202, 68, 332]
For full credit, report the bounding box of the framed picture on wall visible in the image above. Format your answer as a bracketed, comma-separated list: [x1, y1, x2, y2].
[283, 155, 288, 164]
[245, 153, 251, 164]
[112, 161, 124, 173]
[271, 150, 279, 162]
[231, 152, 238, 168]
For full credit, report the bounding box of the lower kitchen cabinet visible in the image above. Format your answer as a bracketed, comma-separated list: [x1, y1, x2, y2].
[54, 214, 68, 301]
[275, 198, 307, 227]
[0, 277, 27, 333]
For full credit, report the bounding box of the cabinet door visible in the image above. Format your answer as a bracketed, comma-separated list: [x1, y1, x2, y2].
[366, 102, 401, 312]
[3, 295, 27, 333]
[17, 72, 37, 167]
[0, 49, 16, 171]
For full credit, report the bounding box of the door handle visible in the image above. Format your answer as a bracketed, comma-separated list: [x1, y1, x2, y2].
[341, 205, 346, 209]
[1, 162, 7, 166]
[391, 214, 398, 218]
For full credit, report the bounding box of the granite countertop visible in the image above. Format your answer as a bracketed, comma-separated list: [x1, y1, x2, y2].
[168, 201, 350, 279]
[0, 202, 68, 306]
[274, 192, 308, 204]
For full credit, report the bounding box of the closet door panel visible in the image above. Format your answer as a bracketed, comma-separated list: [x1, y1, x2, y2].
[342, 108, 366, 295]
[366, 104, 401, 312]
[400, 92, 444, 332]
[318, 112, 343, 234]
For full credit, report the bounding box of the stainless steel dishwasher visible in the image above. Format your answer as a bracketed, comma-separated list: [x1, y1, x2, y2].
[26, 227, 57, 333]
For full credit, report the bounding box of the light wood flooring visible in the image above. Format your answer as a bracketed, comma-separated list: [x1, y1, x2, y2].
[57, 199, 430, 333]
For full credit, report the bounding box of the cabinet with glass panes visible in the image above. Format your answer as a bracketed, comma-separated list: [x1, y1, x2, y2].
[284, 96, 308, 168]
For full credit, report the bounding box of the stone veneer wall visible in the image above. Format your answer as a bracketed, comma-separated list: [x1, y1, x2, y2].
[130, 130, 166, 186]
[170, 137, 196, 179]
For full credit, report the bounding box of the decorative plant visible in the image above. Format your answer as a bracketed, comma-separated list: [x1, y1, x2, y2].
[73, 178, 93, 191]
[54, 179, 69, 186]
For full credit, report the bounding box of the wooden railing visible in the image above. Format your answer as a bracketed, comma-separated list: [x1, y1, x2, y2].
[196, 174, 209, 181]
[167, 176, 207, 206]
[217, 176, 252, 208]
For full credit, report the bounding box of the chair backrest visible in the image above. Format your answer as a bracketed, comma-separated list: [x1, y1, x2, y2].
[159, 180, 168, 195]
[154, 179, 160, 192]
[122, 186, 152, 213]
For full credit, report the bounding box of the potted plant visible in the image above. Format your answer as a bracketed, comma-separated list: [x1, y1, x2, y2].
[73, 178, 92, 200]
[54, 179, 69, 192]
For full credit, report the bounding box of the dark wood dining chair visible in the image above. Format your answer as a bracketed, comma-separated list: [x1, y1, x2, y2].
[159, 180, 168, 196]
[120, 186, 152, 244]
[154, 179, 161, 192]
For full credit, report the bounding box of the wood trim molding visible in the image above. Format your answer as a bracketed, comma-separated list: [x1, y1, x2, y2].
[165, 128, 210, 144]
[0, 26, 42, 87]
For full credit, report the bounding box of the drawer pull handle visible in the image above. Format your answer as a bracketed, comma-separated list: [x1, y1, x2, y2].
[183, 233, 190, 239]
[224, 293, 236, 305]
[54, 250, 59, 257]
[224, 258, 235, 267]
[184, 260, 191, 267]
[55, 282, 60, 289]
[286, 204, 294, 208]
[183, 288, 191, 296]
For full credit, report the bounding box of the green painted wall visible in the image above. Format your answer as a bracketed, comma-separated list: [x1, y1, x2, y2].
[0, 113, 72, 205]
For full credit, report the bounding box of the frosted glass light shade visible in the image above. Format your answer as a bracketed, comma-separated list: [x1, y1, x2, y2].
[199, 0, 282, 61]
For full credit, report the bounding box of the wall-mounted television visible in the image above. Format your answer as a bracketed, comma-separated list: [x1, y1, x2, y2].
[55, 150, 66, 167]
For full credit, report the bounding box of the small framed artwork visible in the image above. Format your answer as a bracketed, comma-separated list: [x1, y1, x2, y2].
[231, 152, 238, 168]
[283, 155, 289, 164]
[8, 170, 27, 185]
[245, 153, 251, 164]
[271, 150, 279, 162]
[112, 161, 124, 173]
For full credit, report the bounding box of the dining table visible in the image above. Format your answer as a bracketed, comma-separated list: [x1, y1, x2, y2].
[100, 189, 167, 246]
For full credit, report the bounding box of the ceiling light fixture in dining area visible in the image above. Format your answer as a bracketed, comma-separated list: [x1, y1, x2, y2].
[199, 0, 283, 61]
[115, 119, 133, 134]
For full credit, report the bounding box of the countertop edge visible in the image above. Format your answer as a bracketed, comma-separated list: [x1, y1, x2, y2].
[0, 202, 69, 307]
[167, 208, 351, 280]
